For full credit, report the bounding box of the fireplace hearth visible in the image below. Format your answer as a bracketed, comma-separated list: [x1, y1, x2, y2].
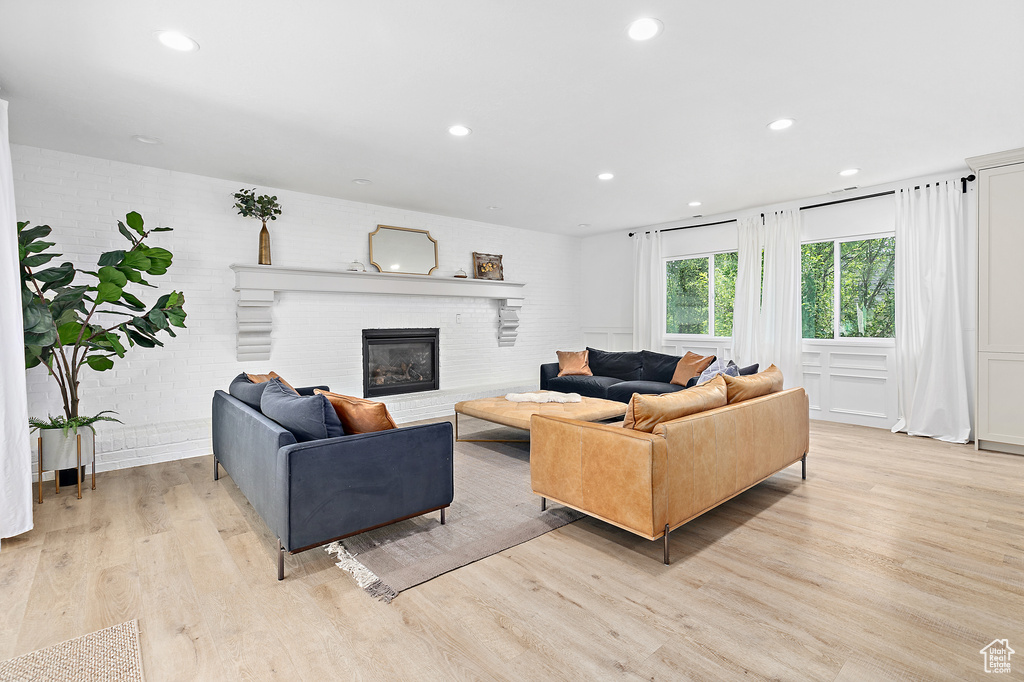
[362, 328, 440, 398]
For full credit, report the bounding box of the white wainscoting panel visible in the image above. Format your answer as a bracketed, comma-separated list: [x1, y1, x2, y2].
[803, 340, 897, 429]
[582, 328, 634, 352]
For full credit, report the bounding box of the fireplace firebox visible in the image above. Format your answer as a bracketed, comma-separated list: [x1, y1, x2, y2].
[362, 328, 440, 398]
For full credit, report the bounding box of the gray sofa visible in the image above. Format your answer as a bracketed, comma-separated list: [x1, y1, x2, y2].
[212, 387, 454, 579]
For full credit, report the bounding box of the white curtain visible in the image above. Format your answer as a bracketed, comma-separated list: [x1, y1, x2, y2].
[0, 98, 32, 546]
[759, 210, 804, 388]
[892, 180, 971, 442]
[632, 230, 662, 350]
[732, 216, 763, 367]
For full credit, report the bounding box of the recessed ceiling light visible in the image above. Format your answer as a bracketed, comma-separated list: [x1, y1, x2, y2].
[448, 125, 471, 137]
[352, 178, 372, 185]
[487, 206, 499, 210]
[767, 118, 795, 131]
[688, 201, 702, 207]
[597, 172, 614, 180]
[131, 135, 162, 145]
[155, 30, 199, 52]
[390, 264, 401, 270]
[839, 168, 860, 177]
[627, 18, 663, 41]
[578, 223, 590, 228]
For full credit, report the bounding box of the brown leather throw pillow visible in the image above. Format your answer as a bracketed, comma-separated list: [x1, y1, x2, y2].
[315, 390, 398, 434]
[623, 374, 728, 432]
[246, 371, 298, 393]
[556, 350, 593, 377]
[722, 364, 785, 404]
[669, 352, 716, 386]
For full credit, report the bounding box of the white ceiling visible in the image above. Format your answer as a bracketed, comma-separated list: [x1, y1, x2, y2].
[1, 1, 1022, 235]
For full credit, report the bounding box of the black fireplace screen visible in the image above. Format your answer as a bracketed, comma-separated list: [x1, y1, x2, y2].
[362, 328, 440, 398]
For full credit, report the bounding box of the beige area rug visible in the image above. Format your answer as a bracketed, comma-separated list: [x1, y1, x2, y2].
[0, 620, 144, 682]
[326, 418, 583, 602]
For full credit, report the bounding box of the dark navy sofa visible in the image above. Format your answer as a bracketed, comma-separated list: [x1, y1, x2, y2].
[540, 348, 694, 403]
[212, 387, 454, 580]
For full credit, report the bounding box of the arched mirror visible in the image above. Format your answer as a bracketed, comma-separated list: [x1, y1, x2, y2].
[369, 225, 438, 275]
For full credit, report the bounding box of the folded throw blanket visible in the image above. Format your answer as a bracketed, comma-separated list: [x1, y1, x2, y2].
[505, 391, 582, 403]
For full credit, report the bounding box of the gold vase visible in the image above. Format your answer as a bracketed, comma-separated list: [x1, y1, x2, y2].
[258, 223, 272, 265]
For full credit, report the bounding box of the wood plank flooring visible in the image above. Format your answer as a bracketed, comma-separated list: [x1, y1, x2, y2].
[2, 420, 1022, 680]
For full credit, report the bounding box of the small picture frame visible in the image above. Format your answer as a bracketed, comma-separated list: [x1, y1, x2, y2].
[472, 252, 504, 280]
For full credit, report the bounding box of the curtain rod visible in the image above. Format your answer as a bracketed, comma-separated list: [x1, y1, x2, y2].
[627, 174, 976, 237]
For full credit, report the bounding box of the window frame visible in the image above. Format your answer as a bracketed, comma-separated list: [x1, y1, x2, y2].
[802, 230, 896, 343]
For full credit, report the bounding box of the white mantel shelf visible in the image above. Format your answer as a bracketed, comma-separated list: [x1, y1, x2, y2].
[230, 264, 526, 361]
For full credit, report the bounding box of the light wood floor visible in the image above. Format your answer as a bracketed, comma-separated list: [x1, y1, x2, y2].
[2, 420, 1022, 681]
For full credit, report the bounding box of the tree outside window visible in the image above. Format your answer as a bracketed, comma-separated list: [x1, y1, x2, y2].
[714, 251, 738, 336]
[666, 257, 708, 334]
[801, 236, 895, 339]
[840, 237, 895, 337]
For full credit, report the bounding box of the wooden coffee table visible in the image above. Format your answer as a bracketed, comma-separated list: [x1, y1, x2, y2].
[453, 393, 627, 442]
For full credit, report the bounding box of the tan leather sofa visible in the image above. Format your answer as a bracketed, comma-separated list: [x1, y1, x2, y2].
[530, 387, 809, 563]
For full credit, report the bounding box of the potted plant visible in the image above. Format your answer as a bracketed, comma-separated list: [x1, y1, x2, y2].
[19, 211, 186, 491]
[233, 188, 282, 265]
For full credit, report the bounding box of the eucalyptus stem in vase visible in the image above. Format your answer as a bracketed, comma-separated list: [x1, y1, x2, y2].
[233, 188, 282, 265]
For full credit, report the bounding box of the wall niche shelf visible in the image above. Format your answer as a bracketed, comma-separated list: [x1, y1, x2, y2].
[231, 264, 526, 361]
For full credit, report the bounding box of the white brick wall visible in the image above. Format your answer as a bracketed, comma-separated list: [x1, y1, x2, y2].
[13, 145, 582, 475]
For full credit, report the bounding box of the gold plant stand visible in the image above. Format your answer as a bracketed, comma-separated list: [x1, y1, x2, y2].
[37, 433, 96, 504]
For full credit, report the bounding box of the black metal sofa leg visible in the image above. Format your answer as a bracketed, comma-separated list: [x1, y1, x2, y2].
[541, 497, 547, 512]
[802, 453, 807, 480]
[277, 538, 285, 581]
[440, 507, 446, 525]
[213, 456, 219, 481]
[663, 524, 670, 565]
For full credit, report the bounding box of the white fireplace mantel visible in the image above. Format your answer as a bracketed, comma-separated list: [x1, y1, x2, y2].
[231, 264, 526, 361]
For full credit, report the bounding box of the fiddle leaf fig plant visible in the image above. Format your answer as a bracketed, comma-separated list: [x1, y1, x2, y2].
[233, 188, 281, 228]
[18, 211, 187, 422]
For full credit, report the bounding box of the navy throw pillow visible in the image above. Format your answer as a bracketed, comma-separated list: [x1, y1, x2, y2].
[260, 379, 344, 442]
[738, 363, 759, 376]
[586, 347, 643, 381]
[640, 350, 683, 384]
[229, 372, 267, 410]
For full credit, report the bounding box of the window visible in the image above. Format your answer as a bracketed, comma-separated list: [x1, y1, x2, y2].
[801, 236, 895, 339]
[665, 251, 737, 336]
[666, 257, 708, 334]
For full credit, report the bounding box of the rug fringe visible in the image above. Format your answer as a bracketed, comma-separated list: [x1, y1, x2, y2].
[324, 541, 398, 603]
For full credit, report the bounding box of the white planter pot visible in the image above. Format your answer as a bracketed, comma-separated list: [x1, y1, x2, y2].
[39, 428, 95, 471]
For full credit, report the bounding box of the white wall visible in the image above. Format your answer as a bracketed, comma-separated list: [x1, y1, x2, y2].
[14, 145, 582, 474]
[579, 231, 633, 351]
[580, 173, 976, 431]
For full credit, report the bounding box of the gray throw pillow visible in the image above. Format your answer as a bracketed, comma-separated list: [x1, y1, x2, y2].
[260, 379, 344, 442]
[228, 372, 267, 410]
[695, 358, 741, 386]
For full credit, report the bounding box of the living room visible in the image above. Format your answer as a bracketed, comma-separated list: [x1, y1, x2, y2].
[2, 2, 1023, 680]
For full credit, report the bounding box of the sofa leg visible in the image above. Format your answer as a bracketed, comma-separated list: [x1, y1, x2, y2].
[440, 507, 446, 525]
[802, 454, 806, 480]
[663, 524, 671, 565]
[541, 497, 547, 512]
[277, 538, 285, 581]
[213, 456, 219, 481]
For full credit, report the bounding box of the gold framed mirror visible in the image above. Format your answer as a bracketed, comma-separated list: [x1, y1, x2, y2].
[369, 225, 438, 275]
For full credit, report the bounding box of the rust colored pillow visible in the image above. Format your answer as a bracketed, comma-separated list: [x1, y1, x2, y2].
[556, 350, 592, 377]
[315, 390, 398, 434]
[722, 364, 784, 404]
[246, 371, 297, 393]
[623, 375, 728, 433]
[669, 352, 716, 386]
